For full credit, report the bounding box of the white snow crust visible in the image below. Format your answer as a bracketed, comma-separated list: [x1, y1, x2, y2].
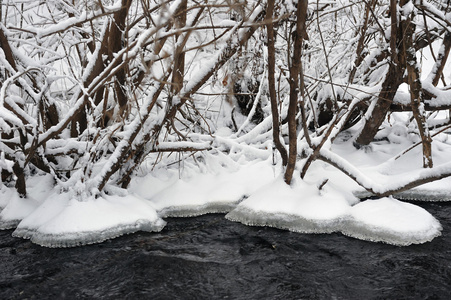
[0, 141, 447, 247]
[0, 175, 54, 229]
[131, 160, 275, 217]
[341, 198, 442, 246]
[11, 193, 165, 248]
[0, 191, 41, 230]
[226, 177, 442, 246]
[226, 177, 351, 233]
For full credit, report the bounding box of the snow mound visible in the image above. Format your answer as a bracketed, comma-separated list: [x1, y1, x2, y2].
[12, 193, 166, 248]
[387, 123, 408, 144]
[226, 178, 352, 234]
[145, 177, 244, 217]
[227, 178, 442, 246]
[0, 174, 55, 229]
[133, 160, 275, 217]
[0, 191, 41, 230]
[342, 197, 442, 246]
[0, 186, 13, 210]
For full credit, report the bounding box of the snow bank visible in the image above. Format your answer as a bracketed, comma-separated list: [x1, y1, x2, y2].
[12, 193, 165, 248]
[0, 190, 41, 230]
[0, 174, 55, 229]
[342, 198, 442, 246]
[134, 174, 243, 217]
[132, 160, 275, 217]
[1, 140, 445, 247]
[226, 177, 352, 233]
[226, 178, 442, 246]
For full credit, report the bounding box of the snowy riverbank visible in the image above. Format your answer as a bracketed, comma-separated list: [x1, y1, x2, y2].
[1, 130, 449, 247]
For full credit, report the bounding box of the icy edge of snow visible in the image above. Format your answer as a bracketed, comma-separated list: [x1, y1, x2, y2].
[354, 189, 451, 202]
[0, 219, 21, 230]
[226, 179, 442, 246]
[226, 207, 345, 234]
[226, 204, 442, 246]
[340, 217, 442, 246]
[9, 193, 167, 248]
[158, 201, 242, 218]
[393, 190, 451, 202]
[13, 219, 165, 248]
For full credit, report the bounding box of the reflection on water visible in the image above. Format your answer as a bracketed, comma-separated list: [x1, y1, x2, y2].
[1, 201, 451, 299]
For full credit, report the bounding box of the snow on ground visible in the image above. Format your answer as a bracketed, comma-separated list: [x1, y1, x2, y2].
[309, 122, 451, 201]
[12, 193, 165, 248]
[130, 159, 275, 217]
[225, 176, 353, 233]
[0, 174, 55, 230]
[226, 176, 441, 246]
[0, 191, 40, 230]
[0, 174, 165, 247]
[342, 197, 442, 246]
[0, 130, 448, 247]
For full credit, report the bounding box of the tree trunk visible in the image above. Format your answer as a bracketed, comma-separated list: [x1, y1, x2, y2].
[354, 67, 403, 147]
[12, 162, 26, 197]
[431, 32, 451, 87]
[0, 27, 17, 72]
[401, 0, 433, 168]
[348, 0, 376, 83]
[171, 0, 187, 98]
[266, 0, 288, 166]
[354, 0, 403, 147]
[284, 0, 308, 185]
[110, 0, 133, 117]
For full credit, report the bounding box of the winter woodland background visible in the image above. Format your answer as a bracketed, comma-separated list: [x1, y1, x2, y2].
[0, 0, 451, 247]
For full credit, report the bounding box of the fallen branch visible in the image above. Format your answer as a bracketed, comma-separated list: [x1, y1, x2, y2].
[318, 149, 451, 197]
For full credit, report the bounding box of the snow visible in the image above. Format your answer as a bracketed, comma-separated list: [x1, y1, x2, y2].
[1, 130, 448, 247]
[342, 198, 442, 246]
[13, 193, 165, 248]
[0, 175, 55, 229]
[1, 175, 165, 248]
[226, 177, 352, 233]
[1, 0, 450, 249]
[0, 129, 447, 247]
[131, 160, 275, 217]
[0, 191, 40, 230]
[226, 177, 441, 246]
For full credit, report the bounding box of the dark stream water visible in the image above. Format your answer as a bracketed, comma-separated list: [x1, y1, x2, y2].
[1, 201, 451, 299]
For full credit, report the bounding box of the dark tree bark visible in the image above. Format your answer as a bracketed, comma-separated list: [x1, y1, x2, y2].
[0, 27, 17, 72]
[348, 0, 376, 83]
[1, 28, 26, 196]
[170, 0, 187, 99]
[70, 0, 132, 137]
[354, 0, 404, 147]
[401, 0, 433, 168]
[266, 0, 288, 166]
[110, 0, 133, 117]
[431, 32, 451, 87]
[354, 67, 403, 147]
[70, 25, 110, 137]
[12, 162, 26, 197]
[284, 0, 308, 185]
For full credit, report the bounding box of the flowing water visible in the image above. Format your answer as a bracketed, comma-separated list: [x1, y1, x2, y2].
[1, 201, 451, 299]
